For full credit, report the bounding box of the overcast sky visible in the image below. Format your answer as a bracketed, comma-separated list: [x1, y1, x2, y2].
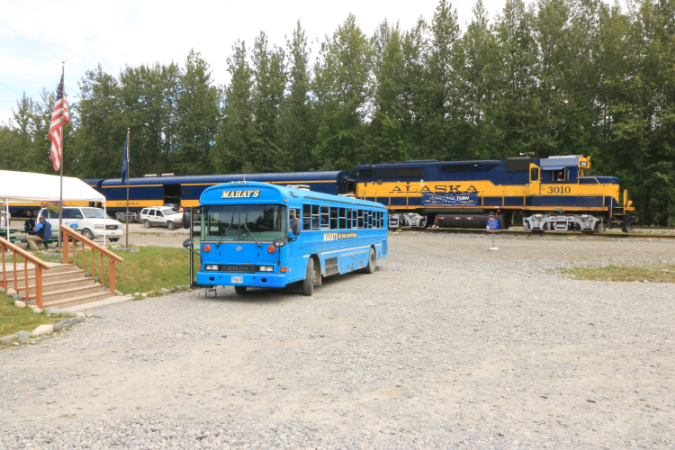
[0, 0, 508, 125]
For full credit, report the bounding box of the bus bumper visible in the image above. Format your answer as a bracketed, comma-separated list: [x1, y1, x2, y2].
[196, 272, 287, 288]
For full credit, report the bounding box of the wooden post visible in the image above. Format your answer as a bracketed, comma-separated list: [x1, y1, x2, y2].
[35, 266, 43, 308]
[81, 243, 85, 271]
[109, 260, 115, 293]
[100, 253, 104, 288]
[12, 253, 17, 293]
[91, 248, 95, 278]
[1, 242, 6, 290]
[64, 232, 69, 264]
[23, 258, 30, 303]
[72, 236, 76, 266]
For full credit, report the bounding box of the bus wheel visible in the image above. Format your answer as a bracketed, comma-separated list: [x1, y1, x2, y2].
[364, 248, 376, 274]
[302, 258, 314, 296]
[234, 286, 247, 294]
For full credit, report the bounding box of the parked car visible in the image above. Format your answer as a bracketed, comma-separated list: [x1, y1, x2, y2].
[1, 210, 10, 227]
[38, 207, 124, 242]
[139, 206, 183, 230]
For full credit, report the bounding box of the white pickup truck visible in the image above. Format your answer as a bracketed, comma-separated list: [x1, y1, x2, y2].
[38, 207, 124, 242]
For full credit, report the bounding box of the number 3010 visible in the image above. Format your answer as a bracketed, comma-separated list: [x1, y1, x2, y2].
[548, 186, 571, 194]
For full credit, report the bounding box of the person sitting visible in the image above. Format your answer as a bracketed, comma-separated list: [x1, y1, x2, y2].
[556, 171, 565, 181]
[27, 216, 52, 251]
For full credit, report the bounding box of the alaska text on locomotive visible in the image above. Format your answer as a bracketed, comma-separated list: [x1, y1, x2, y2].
[323, 232, 358, 241]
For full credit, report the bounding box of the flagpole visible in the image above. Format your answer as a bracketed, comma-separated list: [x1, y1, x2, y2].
[58, 61, 65, 252]
[126, 128, 130, 248]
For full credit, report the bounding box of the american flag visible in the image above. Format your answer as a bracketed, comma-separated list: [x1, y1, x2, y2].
[49, 73, 69, 171]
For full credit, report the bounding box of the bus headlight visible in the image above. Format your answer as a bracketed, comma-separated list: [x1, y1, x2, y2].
[257, 266, 274, 272]
[204, 264, 219, 271]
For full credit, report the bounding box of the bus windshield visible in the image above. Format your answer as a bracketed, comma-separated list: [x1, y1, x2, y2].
[202, 205, 286, 242]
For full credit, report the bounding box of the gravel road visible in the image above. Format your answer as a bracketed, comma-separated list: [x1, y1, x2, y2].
[1, 233, 674, 449]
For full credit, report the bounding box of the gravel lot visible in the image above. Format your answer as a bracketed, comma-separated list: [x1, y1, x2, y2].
[1, 233, 674, 449]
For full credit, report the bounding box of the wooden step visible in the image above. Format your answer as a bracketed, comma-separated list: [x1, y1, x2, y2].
[41, 283, 106, 303]
[0, 264, 80, 282]
[11, 277, 97, 296]
[43, 290, 116, 309]
[4, 269, 88, 287]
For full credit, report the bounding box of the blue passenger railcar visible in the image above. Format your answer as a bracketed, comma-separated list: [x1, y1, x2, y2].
[195, 181, 387, 295]
[100, 171, 356, 213]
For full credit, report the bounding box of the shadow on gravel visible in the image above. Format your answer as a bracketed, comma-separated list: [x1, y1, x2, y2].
[191, 269, 369, 303]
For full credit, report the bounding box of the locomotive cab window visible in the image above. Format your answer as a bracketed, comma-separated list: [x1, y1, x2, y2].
[530, 167, 539, 182]
[552, 169, 570, 182]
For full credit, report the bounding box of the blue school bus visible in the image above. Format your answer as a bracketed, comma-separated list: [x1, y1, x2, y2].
[191, 181, 388, 295]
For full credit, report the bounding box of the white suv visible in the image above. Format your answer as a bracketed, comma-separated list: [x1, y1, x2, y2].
[139, 206, 183, 230]
[38, 207, 124, 242]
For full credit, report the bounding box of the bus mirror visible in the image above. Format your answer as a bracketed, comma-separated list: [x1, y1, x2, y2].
[273, 237, 286, 248]
[182, 238, 193, 250]
[291, 218, 302, 236]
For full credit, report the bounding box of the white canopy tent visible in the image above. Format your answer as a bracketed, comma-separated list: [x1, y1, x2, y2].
[0, 170, 108, 246]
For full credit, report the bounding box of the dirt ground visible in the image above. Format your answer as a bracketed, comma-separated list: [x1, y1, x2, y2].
[1, 231, 674, 449]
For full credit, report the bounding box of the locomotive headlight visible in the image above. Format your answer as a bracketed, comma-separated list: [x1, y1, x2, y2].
[205, 264, 219, 271]
[257, 266, 274, 272]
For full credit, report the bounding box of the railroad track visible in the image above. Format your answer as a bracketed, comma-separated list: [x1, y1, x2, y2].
[397, 228, 675, 240]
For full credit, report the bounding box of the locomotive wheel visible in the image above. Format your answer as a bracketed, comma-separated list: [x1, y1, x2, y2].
[234, 286, 247, 294]
[302, 258, 315, 296]
[423, 214, 435, 228]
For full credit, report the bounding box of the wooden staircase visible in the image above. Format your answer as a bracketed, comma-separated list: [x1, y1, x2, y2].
[0, 262, 115, 308]
[1, 225, 124, 309]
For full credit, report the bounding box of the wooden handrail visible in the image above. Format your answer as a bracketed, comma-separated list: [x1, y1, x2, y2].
[0, 236, 51, 308]
[60, 225, 124, 295]
[0, 237, 52, 269]
[60, 226, 124, 262]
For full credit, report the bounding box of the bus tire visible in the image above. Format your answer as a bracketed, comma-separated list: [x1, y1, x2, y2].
[364, 247, 376, 274]
[234, 286, 247, 294]
[302, 258, 314, 296]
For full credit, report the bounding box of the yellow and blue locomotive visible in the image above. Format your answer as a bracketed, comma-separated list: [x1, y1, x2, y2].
[356, 155, 636, 233]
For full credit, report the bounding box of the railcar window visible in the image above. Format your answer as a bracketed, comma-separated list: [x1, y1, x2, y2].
[303, 204, 311, 230]
[182, 188, 192, 195]
[312, 205, 320, 230]
[359, 168, 373, 178]
[358, 210, 364, 229]
[374, 168, 393, 178]
[320, 206, 329, 230]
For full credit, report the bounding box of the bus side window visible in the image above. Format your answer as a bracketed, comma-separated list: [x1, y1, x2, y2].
[358, 210, 364, 229]
[339, 208, 346, 229]
[377, 211, 381, 228]
[330, 207, 338, 229]
[313, 205, 321, 230]
[368, 211, 373, 229]
[345, 209, 352, 229]
[352, 209, 357, 228]
[303, 204, 311, 230]
[321, 206, 329, 230]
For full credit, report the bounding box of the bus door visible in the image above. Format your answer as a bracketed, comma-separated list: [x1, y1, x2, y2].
[164, 184, 181, 207]
[188, 207, 202, 287]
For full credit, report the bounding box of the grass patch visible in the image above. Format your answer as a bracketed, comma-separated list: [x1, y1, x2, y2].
[0, 293, 63, 337]
[68, 246, 195, 295]
[561, 263, 675, 283]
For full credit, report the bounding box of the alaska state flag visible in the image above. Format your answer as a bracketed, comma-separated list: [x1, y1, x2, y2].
[121, 134, 129, 184]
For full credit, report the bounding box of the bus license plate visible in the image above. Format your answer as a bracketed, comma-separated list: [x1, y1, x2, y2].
[231, 276, 243, 283]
